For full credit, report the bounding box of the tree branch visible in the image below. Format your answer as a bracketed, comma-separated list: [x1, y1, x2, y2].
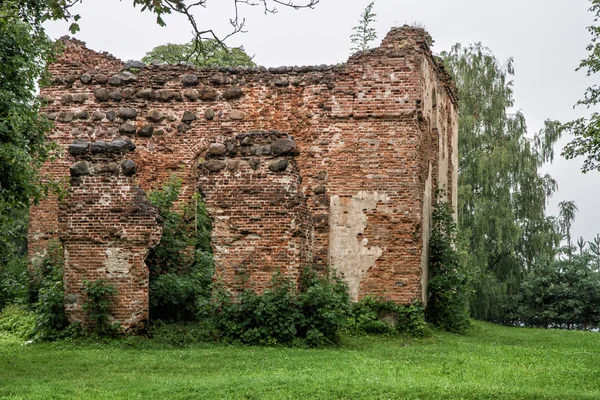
[160, 0, 318, 62]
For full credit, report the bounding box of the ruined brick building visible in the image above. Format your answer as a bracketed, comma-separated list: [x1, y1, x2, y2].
[28, 26, 458, 330]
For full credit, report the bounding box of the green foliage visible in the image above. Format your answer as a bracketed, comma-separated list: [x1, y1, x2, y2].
[33, 276, 66, 340]
[442, 44, 561, 323]
[0, 206, 30, 275]
[0, 2, 59, 269]
[493, 200, 600, 330]
[515, 240, 600, 330]
[561, 116, 600, 172]
[12, 0, 84, 32]
[297, 267, 351, 346]
[350, 1, 378, 53]
[150, 273, 202, 322]
[453, 191, 600, 332]
[142, 39, 255, 68]
[147, 176, 214, 321]
[210, 267, 350, 347]
[0, 256, 29, 309]
[31, 241, 69, 341]
[17, 0, 318, 41]
[83, 280, 119, 336]
[426, 194, 470, 333]
[210, 274, 302, 346]
[147, 177, 193, 277]
[558, 200, 578, 257]
[562, 0, 600, 172]
[589, 234, 600, 269]
[0, 304, 35, 340]
[347, 297, 427, 337]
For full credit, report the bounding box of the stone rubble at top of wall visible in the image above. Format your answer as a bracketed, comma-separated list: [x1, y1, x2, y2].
[46, 25, 457, 110]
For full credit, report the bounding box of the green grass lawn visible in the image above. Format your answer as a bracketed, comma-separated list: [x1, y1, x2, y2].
[1, 321, 599, 399]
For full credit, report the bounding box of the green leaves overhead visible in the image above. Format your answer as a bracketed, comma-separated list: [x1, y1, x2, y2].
[17, 0, 319, 45]
[562, 0, 600, 172]
[0, 1, 58, 265]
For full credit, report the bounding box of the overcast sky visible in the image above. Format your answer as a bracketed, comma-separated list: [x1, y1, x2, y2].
[44, 0, 600, 242]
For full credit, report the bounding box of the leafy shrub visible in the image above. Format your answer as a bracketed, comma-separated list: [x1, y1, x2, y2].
[210, 274, 301, 345]
[347, 297, 427, 337]
[147, 176, 214, 321]
[0, 205, 31, 308]
[150, 273, 202, 322]
[515, 254, 600, 330]
[0, 304, 35, 339]
[0, 256, 29, 309]
[297, 266, 351, 346]
[210, 267, 350, 347]
[83, 279, 119, 336]
[426, 194, 471, 333]
[31, 241, 70, 340]
[398, 302, 428, 336]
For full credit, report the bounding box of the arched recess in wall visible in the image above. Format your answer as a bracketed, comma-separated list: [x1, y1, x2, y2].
[196, 132, 313, 293]
[138, 135, 214, 322]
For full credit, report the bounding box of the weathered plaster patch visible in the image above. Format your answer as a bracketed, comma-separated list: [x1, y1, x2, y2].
[329, 191, 390, 301]
[104, 247, 132, 274]
[99, 194, 111, 206]
[328, 128, 345, 151]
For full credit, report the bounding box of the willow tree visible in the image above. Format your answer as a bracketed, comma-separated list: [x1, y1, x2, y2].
[442, 44, 561, 322]
[558, 200, 578, 258]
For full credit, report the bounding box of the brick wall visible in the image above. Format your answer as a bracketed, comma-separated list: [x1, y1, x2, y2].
[58, 138, 161, 330]
[197, 132, 312, 291]
[29, 26, 458, 330]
